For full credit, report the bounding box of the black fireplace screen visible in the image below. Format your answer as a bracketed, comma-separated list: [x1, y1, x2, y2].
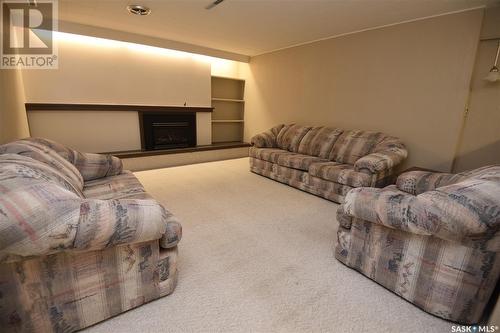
[142, 113, 196, 150]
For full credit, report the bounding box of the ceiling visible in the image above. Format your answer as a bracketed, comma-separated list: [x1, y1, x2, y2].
[58, 0, 495, 57]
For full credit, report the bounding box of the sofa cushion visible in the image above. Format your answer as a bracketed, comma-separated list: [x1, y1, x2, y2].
[309, 161, 372, 187]
[249, 147, 292, 164]
[297, 127, 343, 159]
[276, 153, 328, 171]
[329, 130, 385, 165]
[83, 171, 150, 200]
[276, 124, 312, 152]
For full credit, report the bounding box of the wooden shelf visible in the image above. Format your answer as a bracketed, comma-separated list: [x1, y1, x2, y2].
[212, 120, 244, 123]
[212, 98, 245, 103]
[211, 75, 245, 82]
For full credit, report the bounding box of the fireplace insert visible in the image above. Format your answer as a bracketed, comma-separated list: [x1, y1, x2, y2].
[141, 113, 196, 150]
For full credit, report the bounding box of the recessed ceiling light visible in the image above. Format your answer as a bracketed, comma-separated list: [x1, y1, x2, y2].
[127, 5, 151, 16]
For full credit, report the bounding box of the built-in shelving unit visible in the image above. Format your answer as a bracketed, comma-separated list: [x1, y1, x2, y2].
[211, 76, 245, 143]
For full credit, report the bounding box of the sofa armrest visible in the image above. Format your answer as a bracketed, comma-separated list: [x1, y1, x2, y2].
[354, 139, 407, 174]
[396, 171, 465, 195]
[341, 186, 433, 236]
[341, 184, 497, 243]
[354, 151, 405, 174]
[336, 204, 354, 229]
[250, 124, 285, 148]
[72, 151, 123, 181]
[72, 198, 168, 250]
[0, 198, 177, 262]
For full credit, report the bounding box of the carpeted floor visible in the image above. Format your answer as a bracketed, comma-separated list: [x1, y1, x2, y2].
[85, 157, 452, 333]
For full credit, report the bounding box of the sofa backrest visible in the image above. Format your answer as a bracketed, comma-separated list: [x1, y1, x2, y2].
[297, 126, 344, 159]
[0, 153, 84, 198]
[274, 124, 399, 165]
[0, 139, 84, 192]
[415, 165, 500, 239]
[329, 130, 386, 164]
[276, 124, 312, 152]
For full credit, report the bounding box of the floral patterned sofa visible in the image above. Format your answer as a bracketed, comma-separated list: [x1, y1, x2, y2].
[250, 124, 408, 203]
[0, 138, 182, 332]
[336, 165, 500, 324]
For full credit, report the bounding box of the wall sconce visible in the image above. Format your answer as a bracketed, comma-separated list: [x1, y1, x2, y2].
[484, 40, 500, 83]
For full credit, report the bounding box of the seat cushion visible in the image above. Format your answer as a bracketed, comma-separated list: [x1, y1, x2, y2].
[249, 147, 292, 164]
[276, 153, 328, 171]
[297, 126, 343, 159]
[329, 130, 384, 164]
[309, 162, 372, 187]
[83, 171, 151, 200]
[276, 124, 312, 152]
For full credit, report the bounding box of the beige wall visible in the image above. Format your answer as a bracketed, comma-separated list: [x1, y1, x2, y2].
[453, 6, 500, 172]
[244, 9, 484, 171]
[211, 58, 250, 81]
[27, 110, 142, 152]
[196, 112, 212, 146]
[0, 68, 29, 144]
[22, 35, 212, 106]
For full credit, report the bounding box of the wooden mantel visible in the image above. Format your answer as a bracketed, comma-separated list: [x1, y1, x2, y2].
[25, 103, 214, 113]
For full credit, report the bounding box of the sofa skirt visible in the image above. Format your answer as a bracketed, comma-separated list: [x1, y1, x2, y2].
[250, 157, 354, 203]
[335, 219, 500, 324]
[0, 241, 178, 333]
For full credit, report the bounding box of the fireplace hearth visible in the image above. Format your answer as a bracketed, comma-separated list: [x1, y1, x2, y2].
[141, 113, 196, 151]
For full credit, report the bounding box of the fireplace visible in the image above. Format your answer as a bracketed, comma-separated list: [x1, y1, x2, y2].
[141, 113, 196, 150]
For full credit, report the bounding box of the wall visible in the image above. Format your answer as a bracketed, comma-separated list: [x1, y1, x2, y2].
[27, 110, 141, 152]
[211, 58, 250, 81]
[244, 9, 484, 171]
[0, 68, 29, 143]
[22, 33, 212, 106]
[453, 6, 500, 172]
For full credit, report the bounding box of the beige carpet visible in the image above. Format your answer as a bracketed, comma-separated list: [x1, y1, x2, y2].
[85, 158, 452, 333]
